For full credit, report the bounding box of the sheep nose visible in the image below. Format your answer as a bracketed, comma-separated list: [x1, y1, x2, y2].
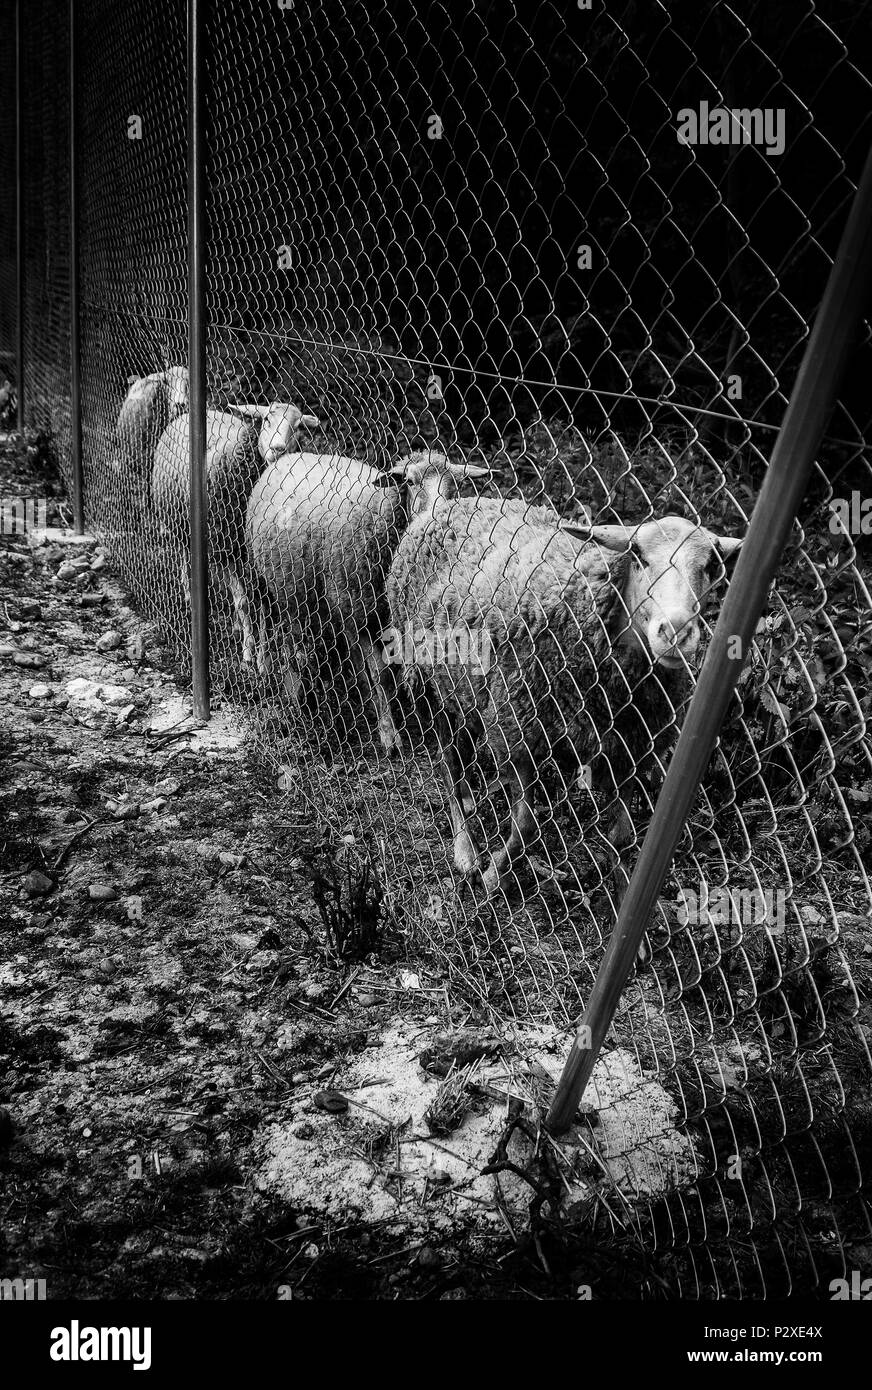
[652, 614, 699, 654]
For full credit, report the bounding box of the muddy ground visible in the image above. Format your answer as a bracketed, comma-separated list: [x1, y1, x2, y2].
[1, 431, 682, 1301]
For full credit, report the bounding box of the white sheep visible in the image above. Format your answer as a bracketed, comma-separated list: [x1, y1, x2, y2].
[114, 367, 189, 509]
[246, 448, 489, 752]
[151, 401, 319, 665]
[386, 500, 743, 902]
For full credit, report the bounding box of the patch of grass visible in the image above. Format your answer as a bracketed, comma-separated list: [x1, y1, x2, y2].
[297, 843, 386, 964]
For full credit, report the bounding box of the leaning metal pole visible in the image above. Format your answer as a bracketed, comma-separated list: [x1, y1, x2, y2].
[187, 0, 210, 721]
[547, 142, 872, 1134]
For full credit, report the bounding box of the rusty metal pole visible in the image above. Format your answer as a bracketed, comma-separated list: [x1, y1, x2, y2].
[69, 0, 84, 533]
[547, 142, 872, 1134]
[15, 0, 24, 431]
[187, 0, 210, 720]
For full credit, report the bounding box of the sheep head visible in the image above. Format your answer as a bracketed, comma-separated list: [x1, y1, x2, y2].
[125, 366, 189, 415]
[162, 366, 190, 413]
[563, 515, 743, 669]
[228, 401, 320, 463]
[390, 450, 492, 515]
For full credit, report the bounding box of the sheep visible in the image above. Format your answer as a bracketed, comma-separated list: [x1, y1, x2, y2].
[386, 501, 743, 909]
[246, 448, 490, 753]
[151, 401, 319, 665]
[114, 367, 189, 511]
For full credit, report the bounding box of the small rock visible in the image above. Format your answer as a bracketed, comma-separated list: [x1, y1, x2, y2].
[66, 677, 132, 712]
[440, 1288, 466, 1300]
[79, 592, 105, 607]
[13, 652, 46, 669]
[0, 642, 17, 658]
[303, 981, 326, 1001]
[28, 683, 51, 699]
[90, 554, 107, 572]
[24, 870, 55, 897]
[139, 797, 167, 815]
[430, 1169, 452, 1186]
[218, 851, 245, 870]
[356, 992, 377, 1007]
[56, 562, 78, 582]
[417, 1246, 441, 1271]
[293, 1121, 315, 1140]
[88, 884, 118, 902]
[75, 570, 93, 588]
[18, 601, 42, 620]
[96, 631, 123, 652]
[313, 1089, 348, 1114]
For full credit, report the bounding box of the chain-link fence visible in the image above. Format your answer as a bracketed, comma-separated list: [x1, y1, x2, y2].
[4, 0, 872, 1297]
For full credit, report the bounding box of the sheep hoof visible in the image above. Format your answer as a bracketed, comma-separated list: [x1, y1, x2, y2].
[453, 832, 480, 875]
[378, 723, 402, 758]
[481, 857, 507, 897]
[283, 671, 303, 702]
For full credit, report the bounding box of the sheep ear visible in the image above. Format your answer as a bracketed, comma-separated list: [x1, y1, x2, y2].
[450, 463, 491, 478]
[562, 522, 634, 552]
[127, 374, 140, 387]
[714, 534, 743, 560]
[299, 413, 320, 429]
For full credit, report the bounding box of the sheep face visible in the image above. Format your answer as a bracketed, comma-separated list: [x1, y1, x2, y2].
[390, 451, 492, 516]
[566, 516, 743, 669]
[127, 367, 189, 415]
[228, 402, 320, 464]
[162, 366, 189, 413]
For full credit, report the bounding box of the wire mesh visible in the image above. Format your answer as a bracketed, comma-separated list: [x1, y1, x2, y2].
[76, 0, 189, 660]
[7, 0, 872, 1298]
[19, 1, 71, 471]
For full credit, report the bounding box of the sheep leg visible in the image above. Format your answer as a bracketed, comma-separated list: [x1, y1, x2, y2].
[482, 750, 540, 896]
[220, 566, 258, 667]
[435, 717, 480, 874]
[280, 623, 308, 705]
[256, 598, 273, 676]
[359, 631, 401, 756]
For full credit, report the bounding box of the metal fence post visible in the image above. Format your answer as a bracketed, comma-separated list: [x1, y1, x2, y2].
[15, 0, 24, 431]
[69, 0, 84, 533]
[547, 142, 872, 1134]
[187, 0, 210, 721]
